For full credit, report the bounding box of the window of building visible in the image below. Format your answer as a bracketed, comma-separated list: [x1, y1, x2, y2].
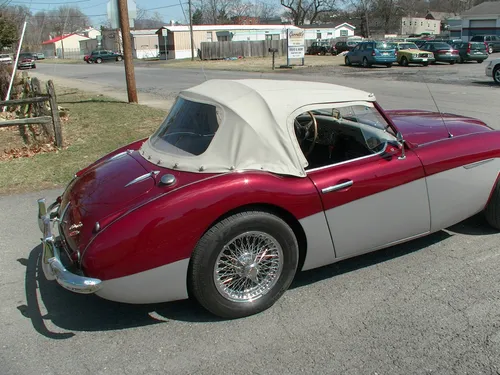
[340, 30, 348, 36]
[207, 32, 212, 42]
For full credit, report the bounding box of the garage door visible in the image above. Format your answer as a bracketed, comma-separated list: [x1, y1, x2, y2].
[470, 19, 497, 28]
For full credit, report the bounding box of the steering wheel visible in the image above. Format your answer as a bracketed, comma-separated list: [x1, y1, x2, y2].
[294, 111, 318, 157]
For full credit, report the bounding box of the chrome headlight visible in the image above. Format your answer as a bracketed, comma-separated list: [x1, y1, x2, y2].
[413, 54, 418, 58]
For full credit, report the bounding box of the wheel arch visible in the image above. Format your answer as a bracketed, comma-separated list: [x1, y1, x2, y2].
[186, 202, 308, 299]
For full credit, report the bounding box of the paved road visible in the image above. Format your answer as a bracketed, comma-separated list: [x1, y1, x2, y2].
[1, 63, 500, 375]
[35, 62, 500, 128]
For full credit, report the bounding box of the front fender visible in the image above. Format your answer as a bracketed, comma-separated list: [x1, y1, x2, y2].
[81, 171, 323, 281]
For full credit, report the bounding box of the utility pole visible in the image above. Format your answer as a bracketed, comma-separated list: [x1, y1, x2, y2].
[117, 0, 138, 103]
[189, 0, 195, 61]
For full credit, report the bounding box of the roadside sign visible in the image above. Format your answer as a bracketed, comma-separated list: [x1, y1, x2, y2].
[287, 29, 305, 65]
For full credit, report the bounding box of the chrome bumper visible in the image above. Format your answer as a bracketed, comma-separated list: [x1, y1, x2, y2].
[37, 198, 102, 294]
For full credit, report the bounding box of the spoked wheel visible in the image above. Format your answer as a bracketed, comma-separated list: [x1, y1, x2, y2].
[189, 211, 299, 319]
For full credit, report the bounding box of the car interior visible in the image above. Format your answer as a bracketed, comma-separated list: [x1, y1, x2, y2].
[293, 104, 397, 170]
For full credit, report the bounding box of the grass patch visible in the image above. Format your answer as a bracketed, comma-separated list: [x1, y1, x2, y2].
[0, 87, 167, 195]
[160, 54, 344, 72]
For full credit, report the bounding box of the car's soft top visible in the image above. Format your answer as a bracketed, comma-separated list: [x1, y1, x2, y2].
[140, 79, 377, 177]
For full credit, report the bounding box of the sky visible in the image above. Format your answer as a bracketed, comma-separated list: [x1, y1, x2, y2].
[8, 0, 281, 28]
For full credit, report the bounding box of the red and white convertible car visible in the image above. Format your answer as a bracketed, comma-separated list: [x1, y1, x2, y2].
[37, 79, 500, 319]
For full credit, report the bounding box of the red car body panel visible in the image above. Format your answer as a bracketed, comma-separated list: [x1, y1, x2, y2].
[58, 107, 500, 282]
[79, 170, 323, 280]
[386, 110, 492, 147]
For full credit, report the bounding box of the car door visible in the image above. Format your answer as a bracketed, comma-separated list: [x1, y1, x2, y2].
[305, 107, 431, 260]
[350, 44, 362, 63]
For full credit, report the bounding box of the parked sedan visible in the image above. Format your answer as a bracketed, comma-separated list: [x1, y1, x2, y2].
[450, 41, 488, 63]
[345, 41, 397, 67]
[419, 42, 459, 64]
[36, 79, 500, 319]
[17, 52, 36, 69]
[485, 57, 500, 83]
[85, 50, 123, 64]
[395, 42, 434, 66]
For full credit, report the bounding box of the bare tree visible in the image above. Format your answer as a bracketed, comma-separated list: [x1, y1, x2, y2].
[280, 0, 337, 25]
[134, 7, 165, 29]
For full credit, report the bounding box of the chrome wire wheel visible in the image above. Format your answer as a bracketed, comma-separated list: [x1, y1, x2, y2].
[214, 231, 284, 303]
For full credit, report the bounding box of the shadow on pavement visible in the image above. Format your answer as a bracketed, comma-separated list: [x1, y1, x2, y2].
[18, 213, 497, 336]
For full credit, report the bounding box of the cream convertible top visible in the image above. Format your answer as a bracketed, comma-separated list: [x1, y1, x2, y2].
[140, 79, 377, 177]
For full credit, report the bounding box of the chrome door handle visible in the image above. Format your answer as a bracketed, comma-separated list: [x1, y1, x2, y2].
[321, 180, 353, 194]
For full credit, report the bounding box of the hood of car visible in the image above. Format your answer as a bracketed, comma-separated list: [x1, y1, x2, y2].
[386, 109, 492, 146]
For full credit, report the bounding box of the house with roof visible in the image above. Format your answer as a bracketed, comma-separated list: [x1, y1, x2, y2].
[300, 23, 356, 41]
[41, 33, 92, 59]
[460, 1, 500, 40]
[156, 24, 301, 60]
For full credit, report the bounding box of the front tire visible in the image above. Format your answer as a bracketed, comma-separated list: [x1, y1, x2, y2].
[116, 56, 123, 61]
[488, 45, 493, 54]
[345, 56, 351, 66]
[189, 211, 299, 319]
[401, 56, 409, 67]
[96, 58, 102, 64]
[485, 178, 500, 229]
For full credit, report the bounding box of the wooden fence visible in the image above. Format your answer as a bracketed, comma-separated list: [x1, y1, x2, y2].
[199, 39, 288, 60]
[0, 78, 62, 147]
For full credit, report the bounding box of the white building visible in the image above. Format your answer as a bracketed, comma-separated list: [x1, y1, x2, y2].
[41, 33, 91, 58]
[401, 17, 441, 35]
[156, 24, 302, 59]
[301, 23, 356, 41]
[460, 1, 500, 41]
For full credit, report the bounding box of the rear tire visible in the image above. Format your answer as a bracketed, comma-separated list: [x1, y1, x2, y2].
[449, 61, 455, 65]
[493, 65, 500, 84]
[189, 211, 299, 319]
[362, 57, 370, 68]
[488, 45, 493, 54]
[485, 177, 500, 230]
[116, 56, 123, 61]
[477, 60, 484, 63]
[386, 63, 392, 67]
[345, 56, 351, 66]
[96, 58, 102, 64]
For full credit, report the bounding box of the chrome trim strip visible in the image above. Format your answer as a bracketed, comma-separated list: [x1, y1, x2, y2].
[37, 198, 102, 294]
[124, 170, 160, 187]
[108, 149, 132, 162]
[321, 180, 353, 194]
[463, 158, 495, 169]
[307, 142, 389, 174]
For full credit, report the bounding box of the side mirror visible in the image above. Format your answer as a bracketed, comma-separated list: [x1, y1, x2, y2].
[396, 132, 406, 160]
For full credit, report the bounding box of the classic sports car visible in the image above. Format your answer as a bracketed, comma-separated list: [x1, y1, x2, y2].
[37, 79, 500, 319]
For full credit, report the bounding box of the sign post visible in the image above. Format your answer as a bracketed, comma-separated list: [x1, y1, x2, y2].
[286, 29, 305, 66]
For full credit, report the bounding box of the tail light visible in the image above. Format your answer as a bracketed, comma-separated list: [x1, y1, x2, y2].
[452, 49, 458, 55]
[467, 44, 471, 53]
[485, 42, 488, 50]
[371, 51, 375, 56]
[436, 49, 447, 54]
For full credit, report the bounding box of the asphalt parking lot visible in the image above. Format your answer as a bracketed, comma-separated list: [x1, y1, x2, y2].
[291, 52, 500, 87]
[1, 61, 500, 375]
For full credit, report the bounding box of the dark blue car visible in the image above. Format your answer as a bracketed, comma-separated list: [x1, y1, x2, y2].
[345, 41, 397, 68]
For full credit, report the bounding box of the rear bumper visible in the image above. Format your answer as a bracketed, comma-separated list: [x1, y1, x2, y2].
[372, 56, 397, 63]
[37, 198, 102, 294]
[435, 55, 459, 61]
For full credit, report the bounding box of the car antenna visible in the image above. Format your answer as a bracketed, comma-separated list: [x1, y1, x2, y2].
[422, 75, 453, 138]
